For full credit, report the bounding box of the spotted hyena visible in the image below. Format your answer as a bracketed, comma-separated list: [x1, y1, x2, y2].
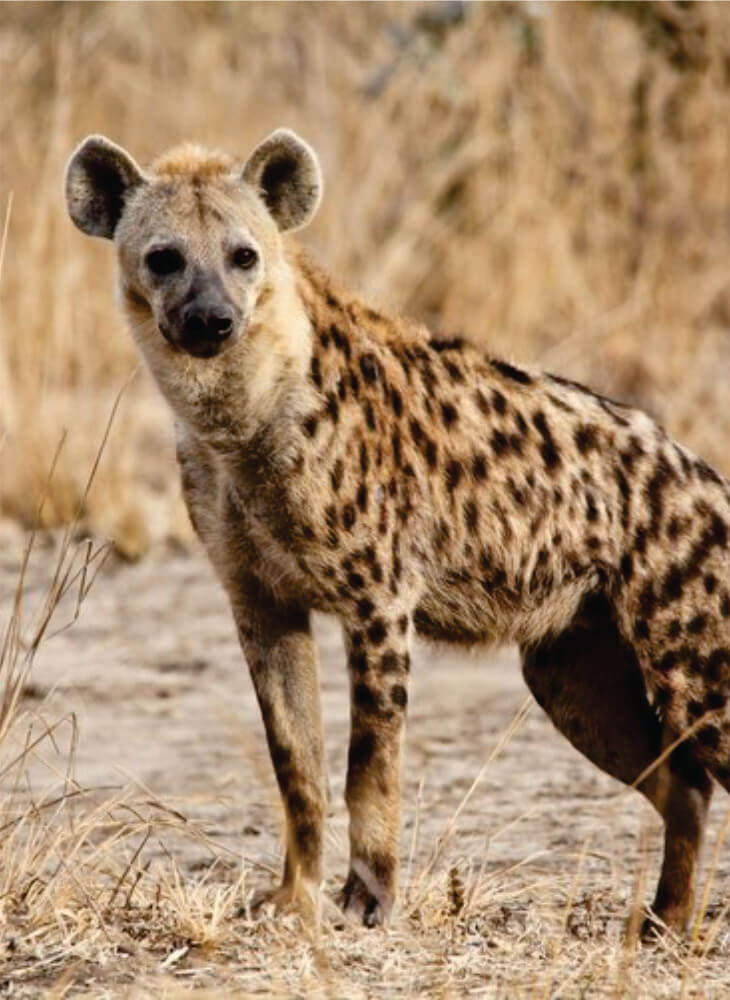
[66, 128, 730, 933]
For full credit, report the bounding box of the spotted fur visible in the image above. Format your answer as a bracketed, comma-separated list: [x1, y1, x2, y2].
[66, 129, 730, 933]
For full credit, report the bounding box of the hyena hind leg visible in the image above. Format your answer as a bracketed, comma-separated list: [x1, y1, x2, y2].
[521, 596, 713, 935]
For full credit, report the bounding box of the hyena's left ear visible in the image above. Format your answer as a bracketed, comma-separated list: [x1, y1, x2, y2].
[65, 135, 147, 239]
[242, 129, 322, 232]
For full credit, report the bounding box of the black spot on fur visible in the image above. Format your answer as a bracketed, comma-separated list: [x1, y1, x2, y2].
[390, 388, 403, 417]
[330, 459, 344, 492]
[706, 648, 730, 683]
[303, 414, 318, 438]
[365, 401, 377, 431]
[348, 572, 365, 590]
[706, 690, 727, 711]
[367, 619, 388, 645]
[310, 355, 322, 389]
[491, 430, 508, 457]
[639, 581, 657, 619]
[398, 614, 408, 634]
[357, 483, 368, 513]
[492, 390, 508, 415]
[409, 418, 423, 446]
[705, 573, 718, 594]
[472, 453, 488, 480]
[348, 730, 376, 771]
[695, 458, 724, 485]
[655, 650, 677, 673]
[441, 401, 458, 428]
[357, 597, 375, 620]
[430, 337, 464, 352]
[661, 565, 684, 605]
[532, 411, 561, 472]
[446, 459, 463, 491]
[475, 389, 490, 415]
[443, 359, 464, 383]
[574, 424, 600, 455]
[491, 359, 532, 385]
[620, 436, 645, 472]
[330, 325, 351, 358]
[632, 618, 648, 642]
[360, 354, 379, 383]
[464, 498, 479, 531]
[645, 453, 674, 539]
[352, 681, 380, 712]
[381, 650, 400, 672]
[697, 726, 721, 750]
[342, 504, 356, 531]
[325, 392, 339, 422]
[620, 553, 634, 582]
[391, 684, 408, 708]
[351, 650, 368, 674]
[687, 614, 707, 635]
[392, 430, 402, 468]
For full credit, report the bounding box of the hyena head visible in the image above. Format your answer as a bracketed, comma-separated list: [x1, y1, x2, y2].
[65, 130, 321, 424]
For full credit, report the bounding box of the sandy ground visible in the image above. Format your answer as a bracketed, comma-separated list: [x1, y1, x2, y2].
[3, 534, 730, 995]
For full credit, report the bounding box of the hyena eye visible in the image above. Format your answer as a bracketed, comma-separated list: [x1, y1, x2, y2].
[231, 246, 258, 270]
[145, 246, 185, 277]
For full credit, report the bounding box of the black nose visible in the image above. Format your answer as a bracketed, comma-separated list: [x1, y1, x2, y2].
[182, 306, 234, 342]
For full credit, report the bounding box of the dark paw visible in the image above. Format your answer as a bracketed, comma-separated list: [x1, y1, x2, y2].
[640, 907, 686, 943]
[335, 870, 390, 927]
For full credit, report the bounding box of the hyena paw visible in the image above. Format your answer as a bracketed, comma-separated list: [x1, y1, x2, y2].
[250, 880, 315, 919]
[250, 879, 340, 924]
[335, 867, 393, 927]
[639, 905, 687, 942]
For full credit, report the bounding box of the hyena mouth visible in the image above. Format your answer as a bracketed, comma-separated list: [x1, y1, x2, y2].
[159, 324, 230, 358]
[179, 336, 229, 359]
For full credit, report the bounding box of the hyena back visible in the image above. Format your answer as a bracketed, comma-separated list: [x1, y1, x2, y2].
[66, 129, 730, 932]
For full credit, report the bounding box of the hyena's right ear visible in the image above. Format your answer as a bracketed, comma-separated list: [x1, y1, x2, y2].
[65, 135, 147, 239]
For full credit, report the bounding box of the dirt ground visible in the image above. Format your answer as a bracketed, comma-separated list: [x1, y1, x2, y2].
[3, 531, 730, 996]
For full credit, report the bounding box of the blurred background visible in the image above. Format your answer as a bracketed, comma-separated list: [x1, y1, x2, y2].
[2, 1, 730, 557]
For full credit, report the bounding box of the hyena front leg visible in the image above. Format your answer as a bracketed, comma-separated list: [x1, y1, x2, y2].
[231, 574, 326, 912]
[338, 609, 412, 926]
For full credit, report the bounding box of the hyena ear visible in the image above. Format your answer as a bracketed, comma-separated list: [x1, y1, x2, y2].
[241, 129, 322, 232]
[65, 135, 147, 239]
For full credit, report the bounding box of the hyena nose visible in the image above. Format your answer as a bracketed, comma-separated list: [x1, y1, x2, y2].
[183, 306, 234, 342]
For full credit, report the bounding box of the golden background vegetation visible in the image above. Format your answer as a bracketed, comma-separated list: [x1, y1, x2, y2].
[3, 2, 730, 556]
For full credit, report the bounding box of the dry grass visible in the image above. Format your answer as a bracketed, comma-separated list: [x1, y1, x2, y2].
[4, 3, 730, 996]
[3, 2, 730, 552]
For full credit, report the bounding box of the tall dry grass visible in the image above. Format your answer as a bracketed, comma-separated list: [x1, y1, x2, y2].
[2, 3, 730, 555]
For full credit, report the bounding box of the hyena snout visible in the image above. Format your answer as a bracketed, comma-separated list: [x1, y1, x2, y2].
[180, 300, 236, 355]
[166, 269, 242, 359]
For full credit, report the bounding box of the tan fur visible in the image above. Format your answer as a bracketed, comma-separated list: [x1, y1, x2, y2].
[66, 130, 730, 933]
